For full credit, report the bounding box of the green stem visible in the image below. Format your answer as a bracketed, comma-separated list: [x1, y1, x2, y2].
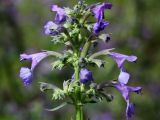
[80, 41, 91, 58]
[74, 60, 83, 120]
[76, 104, 83, 120]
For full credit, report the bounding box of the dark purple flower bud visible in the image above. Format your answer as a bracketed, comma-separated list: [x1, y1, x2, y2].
[19, 67, 33, 86]
[51, 5, 66, 23]
[109, 52, 137, 69]
[93, 21, 109, 33]
[114, 71, 142, 120]
[91, 3, 112, 22]
[20, 52, 48, 71]
[44, 21, 59, 35]
[80, 68, 94, 83]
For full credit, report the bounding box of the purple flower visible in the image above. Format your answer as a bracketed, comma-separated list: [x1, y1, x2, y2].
[109, 52, 137, 69]
[20, 52, 48, 85]
[80, 68, 94, 83]
[19, 67, 33, 86]
[51, 5, 66, 23]
[114, 71, 141, 120]
[90, 3, 112, 33]
[44, 21, 59, 35]
[93, 21, 109, 33]
[72, 68, 94, 83]
[91, 3, 112, 22]
[20, 52, 48, 70]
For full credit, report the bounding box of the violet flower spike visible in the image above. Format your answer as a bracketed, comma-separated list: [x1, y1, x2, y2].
[114, 71, 142, 120]
[51, 4, 66, 23]
[109, 52, 137, 69]
[20, 52, 48, 85]
[91, 3, 112, 22]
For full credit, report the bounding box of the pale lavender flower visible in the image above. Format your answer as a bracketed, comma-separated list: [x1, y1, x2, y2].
[20, 52, 48, 85]
[51, 4, 66, 23]
[109, 52, 137, 68]
[114, 71, 141, 120]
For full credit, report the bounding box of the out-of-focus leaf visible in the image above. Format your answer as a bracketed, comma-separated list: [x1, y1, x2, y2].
[89, 58, 105, 68]
[45, 102, 67, 111]
[39, 82, 58, 92]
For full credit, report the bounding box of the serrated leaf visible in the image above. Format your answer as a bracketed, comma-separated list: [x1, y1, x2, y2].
[45, 102, 67, 111]
[52, 60, 64, 70]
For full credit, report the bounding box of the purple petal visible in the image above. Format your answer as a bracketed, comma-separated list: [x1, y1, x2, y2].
[51, 5, 66, 23]
[126, 102, 135, 119]
[114, 83, 142, 120]
[20, 52, 48, 70]
[19, 67, 33, 86]
[109, 52, 137, 68]
[115, 84, 129, 101]
[91, 3, 112, 22]
[118, 71, 130, 85]
[127, 86, 142, 94]
[80, 68, 94, 83]
[93, 21, 109, 33]
[72, 68, 94, 83]
[44, 21, 59, 35]
[20, 54, 32, 61]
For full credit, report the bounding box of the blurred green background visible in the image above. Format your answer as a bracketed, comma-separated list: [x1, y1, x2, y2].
[0, 0, 160, 120]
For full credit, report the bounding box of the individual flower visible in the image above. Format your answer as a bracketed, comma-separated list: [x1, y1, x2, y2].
[114, 71, 142, 120]
[51, 4, 66, 23]
[80, 68, 94, 83]
[93, 21, 109, 33]
[20, 52, 48, 86]
[72, 68, 94, 83]
[44, 21, 59, 35]
[109, 52, 137, 69]
[91, 3, 112, 22]
[20, 67, 33, 86]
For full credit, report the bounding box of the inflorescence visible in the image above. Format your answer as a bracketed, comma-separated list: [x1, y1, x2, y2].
[19, 1, 141, 120]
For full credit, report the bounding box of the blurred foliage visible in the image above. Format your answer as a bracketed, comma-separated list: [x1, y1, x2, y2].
[0, 0, 160, 120]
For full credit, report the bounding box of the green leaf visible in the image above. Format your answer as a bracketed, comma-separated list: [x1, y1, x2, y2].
[52, 60, 64, 70]
[45, 102, 67, 111]
[42, 50, 62, 58]
[52, 89, 65, 100]
[89, 58, 105, 68]
[100, 92, 114, 102]
[89, 48, 115, 59]
[39, 82, 58, 92]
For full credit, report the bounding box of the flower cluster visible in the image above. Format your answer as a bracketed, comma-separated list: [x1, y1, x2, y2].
[19, 1, 141, 120]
